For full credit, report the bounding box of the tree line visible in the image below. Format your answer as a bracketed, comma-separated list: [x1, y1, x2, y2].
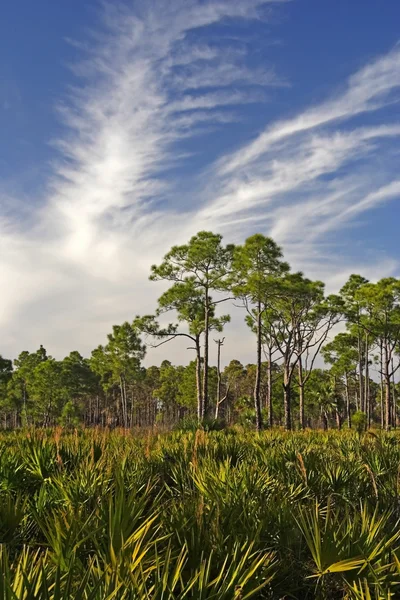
[1, 231, 400, 430]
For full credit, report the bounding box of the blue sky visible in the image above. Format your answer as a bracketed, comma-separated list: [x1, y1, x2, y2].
[1, 0, 400, 363]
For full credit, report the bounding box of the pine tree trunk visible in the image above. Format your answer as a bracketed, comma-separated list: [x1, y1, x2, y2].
[202, 291, 210, 419]
[254, 302, 263, 431]
[365, 334, 370, 427]
[196, 336, 203, 422]
[385, 376, 391, 432]
[130, 389, 135, 429]
[215, 340, 222, 420]
[345, 371, 351, 428]
[267, 346, 273, 428]
[298, 356, 305, 430]
[283, 365, 291, 431]
[392, 358, 397, 429]
[384, 343, 391, 431]
[23, 383, 27, 426]
[120, 375, 127, 429]
[358, 331, 365, 413]
[380, 341, 385, 429]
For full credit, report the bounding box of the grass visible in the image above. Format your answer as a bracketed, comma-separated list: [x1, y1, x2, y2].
[0, 427, 400, 598]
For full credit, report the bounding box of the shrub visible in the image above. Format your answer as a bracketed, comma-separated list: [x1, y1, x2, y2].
[352, 410, 367, 434]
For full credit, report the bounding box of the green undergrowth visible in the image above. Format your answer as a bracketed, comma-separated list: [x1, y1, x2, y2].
[0, 428, 400, 598]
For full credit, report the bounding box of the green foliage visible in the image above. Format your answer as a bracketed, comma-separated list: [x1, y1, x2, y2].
[58, 400, 80, 428]
[90, 322, 145, 391]
[29, 359, 65, 425]
[150, 230, 234, 286]
[0, 429, 399, 597]
[322, 332, 359, 375]
[352, 411, 368, 434]
[1, 234, 400, 437]
[230, 234, 288, 301]
[150, 231, 235, 419]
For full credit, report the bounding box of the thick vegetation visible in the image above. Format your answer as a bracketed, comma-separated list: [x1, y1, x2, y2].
[1, 231, 399, 432]
[0, 428, 400, 598]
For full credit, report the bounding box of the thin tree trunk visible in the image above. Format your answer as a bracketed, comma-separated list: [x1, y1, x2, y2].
[202, 291, 210, 419]
[358, 331, 365, 412]
[365, 334, 370, 427]
[124, 380, 130, 428]
[392, 357, 397, 429]
[123, 378, 128, 428]
[384, 343, 391, 431]
[380, 340, 385, 429]
[345, 371, 351, 428]
[214, 339, 223, 420]
[267, 346, 273, 428]
[254, 302, 263, 431]
[130, 389, 135, 429]
[120, 375, 127, 429]
[23, 383, 27, 426]
[196, 335, 203, 422]
[298, 356, 305, 430]
[283, 364, 291, 431]
[385, 376, 391, 432]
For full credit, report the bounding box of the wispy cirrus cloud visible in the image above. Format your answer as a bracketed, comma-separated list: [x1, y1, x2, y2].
[197, 45, 400, 280]
[218, 44, 400, 175]
[0, 1, 399, 364]
[0, 0, 285, 359]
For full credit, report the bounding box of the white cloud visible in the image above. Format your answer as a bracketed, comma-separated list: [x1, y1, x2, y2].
[218, 44, 400, 175]
[0, 1, 399, 365]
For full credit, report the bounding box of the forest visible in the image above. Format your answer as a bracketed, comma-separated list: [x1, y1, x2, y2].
[1, 231, 399, 433]
[1, 231, 400, 598]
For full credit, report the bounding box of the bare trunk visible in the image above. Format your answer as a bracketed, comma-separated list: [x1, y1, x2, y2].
[120, 375, 127, 429]
[254, 302, 263, 431]
[196, 335, 203, 422]
[392, 358, 397, 429]
[345, 371, 351, 428]
[214, 339, 223, 420]
[215, 373, 221, 420]
[365, 334, 370, 427]
[202, 292, 210, 419]
[267, 346, 273, 428]
[124, 379, 129, 428]
[380, 341, 385, 429]
[385, 377, 391, 432]
[283, 364, 291, 431]
[384, 343, 391, 431]
[358, 331, 365, 413]
[298, 356, 305, 430]
[130, 390, 135, 428]
[23, 383, 27, 426]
